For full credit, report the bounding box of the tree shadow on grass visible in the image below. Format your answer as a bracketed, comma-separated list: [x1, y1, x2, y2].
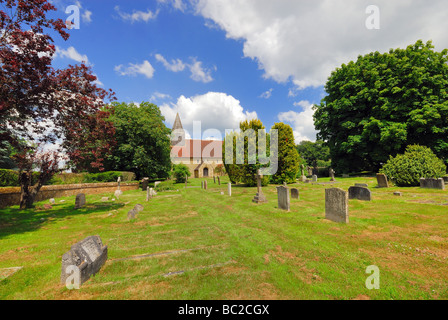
[0, 201, 126, 240]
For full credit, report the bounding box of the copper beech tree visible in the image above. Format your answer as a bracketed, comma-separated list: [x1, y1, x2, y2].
[0, 0, 116, 208]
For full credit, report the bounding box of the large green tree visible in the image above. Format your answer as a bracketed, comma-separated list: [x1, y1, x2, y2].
[271, 122, 300, 184]
[104, 102, 171, 180]
[314, 40, 448, 173]
[296, 140, 330, 172]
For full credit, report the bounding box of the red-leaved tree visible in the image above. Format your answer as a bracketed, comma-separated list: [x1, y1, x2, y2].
[0, 0, 116, 208]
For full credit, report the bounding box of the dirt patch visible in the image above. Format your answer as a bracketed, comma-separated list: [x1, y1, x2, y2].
[352, 294, 370, 300]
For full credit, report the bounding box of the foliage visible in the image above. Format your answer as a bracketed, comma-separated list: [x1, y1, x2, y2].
[104, 102, 171, 180]
[270, 122, 300, 184]
[380, 145, 446, 187]
[314, 40, 448, 173]
[155, 180, 176, 192]
[214, 164, 226, 176]
[0, 0, 116, 208]
[172, 164, 191, 183]
[296, 140, 330, 170]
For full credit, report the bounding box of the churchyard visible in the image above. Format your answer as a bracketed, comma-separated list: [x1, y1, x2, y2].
[1, 176, 448, 300]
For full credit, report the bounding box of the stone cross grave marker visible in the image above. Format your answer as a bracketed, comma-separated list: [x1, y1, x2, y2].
[290, 188, 299, 200]
[61, 235, 108, 287]
[348, 186, 372, 201]
[74, 193, 86, 209]
[276, 185, 290, 211]
[420, 178, 445, 190]
[325, 188, 349, 223]
[252, 169, 267, 204]
[376, 173, 389, 188]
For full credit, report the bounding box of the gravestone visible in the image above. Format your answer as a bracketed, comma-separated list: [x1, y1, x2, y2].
[201, 181, 204, 189]
[252, 169, 267, 204]
[290, 188, 299, 200]
[348, 186, 372, 201]
[149, 188, 157, 197]
[325, 188, 349, 223]
[75, 193, 86, 209]
[228, 182, 232, 196]
[154, 181, 161, 188]
[355, 183, 368, 187]
[329, 168, 335, 182]
[304, 179, 311, 184]
[276, 185, 290, 211]
[127, 208, 138, 220]
[141, 178, 149, 191]
[204, 180, 208, 190]
[376, 174, 389, 188]
[214, 176, 216, 184]
[301, 175, 307, 182]
[312, 175, 318, 182]
[117, 177, 121, 191]
[217, 176, 221, 185]
[146, 186, 151, 201]
[101, 197, 109, 202]
[60, 235, 108, 286]
[394, 192, 402, 196]
[49, 198, 55, 205]
[185, 176, 188, 188]
[420, 178, 445, 190]
[134, 204, 144, 212]
[114, 189, 123, 200]
[342, 174, 349, 178]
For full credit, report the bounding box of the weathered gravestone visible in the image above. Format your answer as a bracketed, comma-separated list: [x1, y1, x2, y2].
[117, 177, 121, 190]
[101, 197, 109, 202]
[61, 235, 108, 286]
[127, 208, 138, 220]
[252, 169, 267, 204]
[290, 188, 299, 200]
[376, 173, 389, 188]
[355, 183, 368, 187]
[276, 185, 290, 211]
[49, 198, 55, 205]
[348, 186, 372, 201]
[142, 178, 149, 191]
[149, 188, 157, 197]
[228, 182, 232, 196]
[394, 192, 402, 196]
[420, 178, 445, 190]
[204, 180, 208, 190]
[217, 177, 221, 185]
[214, 176, 216, 184]
[201, 181, 204, 189]
[146, 186, 151, 201]
[325, 188, 349, 223]
[329, 168, 336, 182]
[74, 193, 86, 209]
[154, 181, 161, 188]
[312, 175, 318, 182]
[114, 189, 123, 200]
[134, 204, 144, 212]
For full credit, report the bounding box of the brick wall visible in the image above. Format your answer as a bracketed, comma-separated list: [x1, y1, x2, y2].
[0, 182, 139, 209]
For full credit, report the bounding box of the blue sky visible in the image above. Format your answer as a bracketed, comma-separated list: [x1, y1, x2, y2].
[47, 0, 448, 143]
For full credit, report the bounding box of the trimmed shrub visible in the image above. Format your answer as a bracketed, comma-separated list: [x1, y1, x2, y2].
[172, 164, 190, 183]
[380, 145, 446, 187]
[155, 180, 176, 192]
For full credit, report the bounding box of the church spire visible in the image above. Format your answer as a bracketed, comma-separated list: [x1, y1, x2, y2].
[171, 113, 185, 146]
[172, 112, 183, 131]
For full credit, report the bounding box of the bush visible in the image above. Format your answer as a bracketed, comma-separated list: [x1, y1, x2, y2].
[380, 145, 447, 187]
[0, 169, 19, 187]
[172, 164, 190, 183]
[155, 180, 176, 192]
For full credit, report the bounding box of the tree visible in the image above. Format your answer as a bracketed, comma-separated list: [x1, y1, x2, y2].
[313, 40, 448, 173]
[1, 0, 116, 208]
[296, 140, 330, 174]
[270, 122, 300, 184]
[214, 164, 225, 176]
[172, 164, 190, 183]
[104, 102, 172, 180]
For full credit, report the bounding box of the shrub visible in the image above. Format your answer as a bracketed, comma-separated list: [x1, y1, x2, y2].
[0, 169, 19, 187]
[172, 164, 190, 183]
[380, 145, 446, 187]
[155, 180, 176, 192]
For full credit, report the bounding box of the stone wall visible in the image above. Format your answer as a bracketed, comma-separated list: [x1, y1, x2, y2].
[0, 182, 139, 209]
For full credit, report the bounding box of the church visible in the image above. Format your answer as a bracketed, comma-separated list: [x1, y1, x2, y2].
[170, 113, 223, 178]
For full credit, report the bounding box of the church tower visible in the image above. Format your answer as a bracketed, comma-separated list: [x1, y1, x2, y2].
[171, 112, 185, 146]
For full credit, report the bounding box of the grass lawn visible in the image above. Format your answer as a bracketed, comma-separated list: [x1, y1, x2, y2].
[0, 177, 447, 300]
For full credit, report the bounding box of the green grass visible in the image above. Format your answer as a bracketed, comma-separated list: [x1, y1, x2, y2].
[0, 176, 447, 300]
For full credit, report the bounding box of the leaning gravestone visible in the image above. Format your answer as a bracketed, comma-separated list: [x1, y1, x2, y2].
[276, 185, 290, 211]
[61, 235, 108, 287]
[348, 186, 372, 201]
[420, 178, 445, 190]
[290, 188, 299, 200]
[127, 208, 138, 220]
[74, 193, 86, 209]
[376, 174, 389, 188]
[325, 188, 349, 223]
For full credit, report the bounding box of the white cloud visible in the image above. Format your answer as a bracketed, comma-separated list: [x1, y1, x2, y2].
[278, 100, 317, 143]
[194, 0, 448, 90]
[114, 60, 155, 79]
[114, 6, 159, 23]
[189, 58, 214, 83]
[155, 54, 186, 72]
[157, 0, 187, 12]
[259, 88, 273, 99]
[160, 92, 257, 139]
[82, 10, 92, 23]
[150, 92, 172, 102]
[55, 46, 89, 63]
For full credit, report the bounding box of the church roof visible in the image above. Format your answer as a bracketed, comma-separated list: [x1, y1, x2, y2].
[172, 113, 183, 131]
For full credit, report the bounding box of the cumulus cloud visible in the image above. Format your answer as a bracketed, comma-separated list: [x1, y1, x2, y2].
[157, 0, 186, 12]
[114, 60, 155, 79]
[194, 0, 448, 90]
[278, 100, 317, 143]
[114, 6, 159, 23]
[155, 54, 186, 72]
[189, 58, 215, 83]
[160, 92, 257, 139]
[55, 46, 89, 63]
